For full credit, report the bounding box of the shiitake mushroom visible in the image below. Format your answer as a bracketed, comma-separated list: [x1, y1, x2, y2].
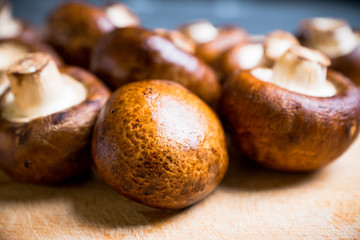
[92, 80, 228, 209]
[90, 27, 221, 106]
[298, 17, 360, 86]
[219, 45, 360, 171]
[0, 52, 110, 183]
[45, 1, 140, 68]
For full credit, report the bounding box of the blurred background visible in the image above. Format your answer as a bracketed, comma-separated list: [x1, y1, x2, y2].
[12, 0, 360, 34]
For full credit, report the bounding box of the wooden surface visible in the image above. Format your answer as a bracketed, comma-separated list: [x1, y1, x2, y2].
[1, 137, 360, 240]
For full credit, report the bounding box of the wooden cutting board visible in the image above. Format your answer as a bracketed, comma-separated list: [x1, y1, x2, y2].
[1, 137, 360, 240]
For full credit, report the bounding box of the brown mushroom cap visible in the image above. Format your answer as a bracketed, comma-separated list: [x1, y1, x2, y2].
[219, 69, 360, 171]
[44, 2, 116, 68]
[0, 65, 110, 183]
[90, 27, 221, 105]
[92, 80, 228, 209]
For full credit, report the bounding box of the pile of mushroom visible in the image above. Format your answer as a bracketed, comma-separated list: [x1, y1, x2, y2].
[0, 1, 359, 210]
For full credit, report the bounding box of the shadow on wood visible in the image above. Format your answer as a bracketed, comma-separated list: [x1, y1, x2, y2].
[220, 140, 318, 191]
[0, 168, 182, 228]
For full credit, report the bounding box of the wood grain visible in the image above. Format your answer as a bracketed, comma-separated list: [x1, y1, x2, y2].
[1, 137, 360, 239]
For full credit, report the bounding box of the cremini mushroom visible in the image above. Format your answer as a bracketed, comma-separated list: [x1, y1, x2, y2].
[90, 27, 221, 106]
[45, 1, 140, 68]
[219, 45, 360, 171]
[0, 52, 110, 183]
[92, 80, 228, 209]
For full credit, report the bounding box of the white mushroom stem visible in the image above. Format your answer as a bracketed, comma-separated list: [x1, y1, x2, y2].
[0, 1, 22, 39]
[2, 52, 86, 122]
[301, 18, 359, 58]
[180, 20, 219, 44]
[0, 42, 29, 95]
[105, 3, 140, 28]
[270, 45, 336, 97]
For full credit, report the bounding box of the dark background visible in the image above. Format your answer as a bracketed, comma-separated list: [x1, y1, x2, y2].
[11, 0, 360, 34]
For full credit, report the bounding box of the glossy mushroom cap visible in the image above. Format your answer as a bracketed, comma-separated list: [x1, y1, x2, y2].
[90, 27, 221, 106]
[92, 80, 228, 209]
[219, 46, 360, 171]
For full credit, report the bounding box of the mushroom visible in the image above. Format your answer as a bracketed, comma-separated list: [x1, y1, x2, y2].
[45, 1, 140, 68]
[219, 45, 360, 171]
[90, 27, 221, 106]
[92, 80, 228, 209]
[178, 20, 249, 68]
[0, 52, 110, 183]
[0, 39, 62, 96]
[298, 17, 360, 86]
[0, 0, 37, 42]
[218, 30, 299, 83]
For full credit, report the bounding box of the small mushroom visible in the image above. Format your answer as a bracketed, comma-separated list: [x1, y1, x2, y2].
[218, 30, 299, 83]
[298, 17, 360, 86]
[0, 52, 110, 183]
[179, 20, 248, 67]
[219, 45, 360, 171]
[0, 0, 37, 42]
[92, 80, 228, 209]
[45, 1, 140, 68]
[90, 27, 220, 106]
[0, 39, 62, 96]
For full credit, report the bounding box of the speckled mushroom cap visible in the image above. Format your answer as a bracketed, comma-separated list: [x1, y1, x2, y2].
[92, 80, 228, 209]
[219, 69, 360, 171]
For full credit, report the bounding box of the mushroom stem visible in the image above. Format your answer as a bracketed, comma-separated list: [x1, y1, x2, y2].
[180, 20, 219, 44]
[271, 45, 336, 97]
[301, 18, 359, 58]
[104, 3, 139, 28]
[4, 52, 86, 122]
[0, 1, 21, 38]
